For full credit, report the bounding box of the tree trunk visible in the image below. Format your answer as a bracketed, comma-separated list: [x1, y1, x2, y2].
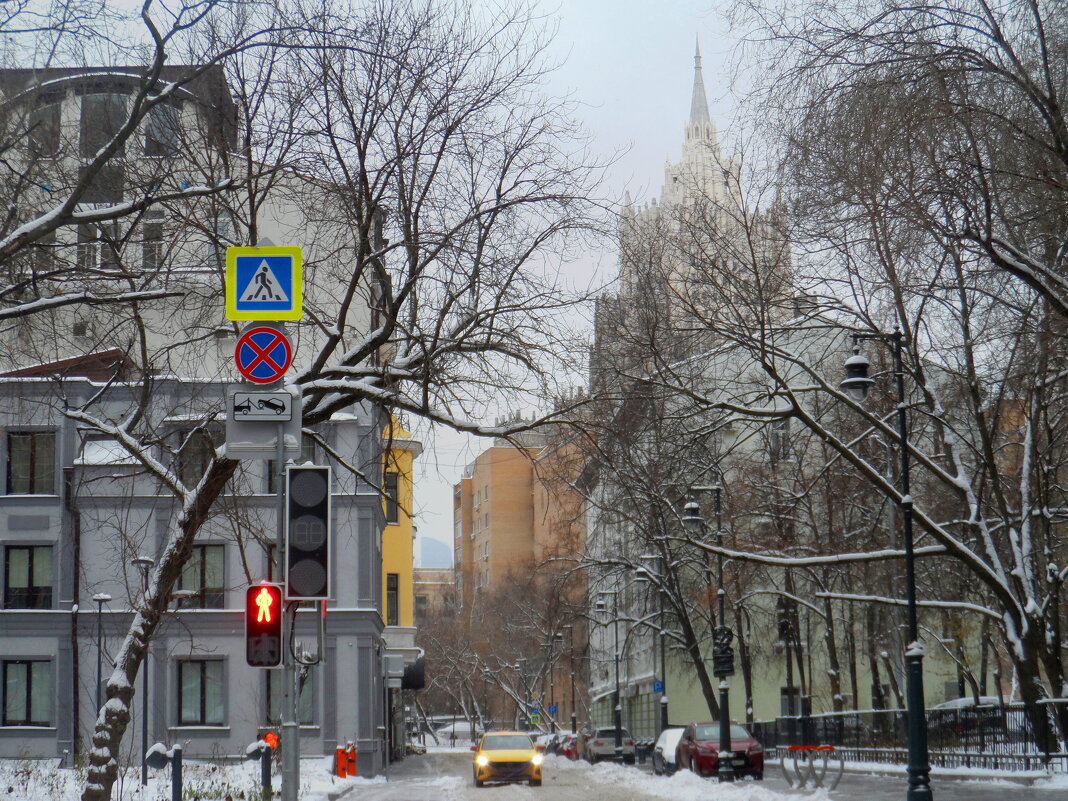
[822, 595, 843, 712]
[735, 605, 754, 724]
[676, 603, 720, 719]
[82, 460, 237, 801]
[846, 609, 859, 711]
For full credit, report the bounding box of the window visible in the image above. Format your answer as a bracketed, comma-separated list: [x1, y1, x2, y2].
[28, 103, 60, 158]
[266, 670, 314, 725]
[414, 595, 428, 619]
[2, 660, 52, 726]
[4, 546, 53, 609]
[178, 545, 224, 609]
[77, 165, 124, 204]
[77, 222, 120, 270]
[6, 431, 55, 494]
[145, 104, 181, 157]
[384, 473, 399, 524]
[178, 429, 215, 487]
[266, 435, 316, 493]
[142, 214, 164, 271]
[769, 418, 790, 465]
[80, 94, 126, 158]
[177, 660, 224, 725]
[386, 573, 399, 626]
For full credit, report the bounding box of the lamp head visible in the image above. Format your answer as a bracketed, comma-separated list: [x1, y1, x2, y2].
[681, 500, 703, 534]
[842, 347, 874, 403]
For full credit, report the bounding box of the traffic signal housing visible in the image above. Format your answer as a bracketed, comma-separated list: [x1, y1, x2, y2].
[246, 583, 283, 667]
[285, 465, 331, 600]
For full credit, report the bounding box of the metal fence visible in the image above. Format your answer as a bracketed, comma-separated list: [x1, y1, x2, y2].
[751, 701, 1068, 773]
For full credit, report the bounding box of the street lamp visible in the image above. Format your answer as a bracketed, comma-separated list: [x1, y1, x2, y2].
[682, 490, 735, 782]
[131, 555, 154, 787]
[638, 554, 670, 733]
[595, 591, 623, 760]
[841, 329, 932, 801]
[92, 593, 112, 720]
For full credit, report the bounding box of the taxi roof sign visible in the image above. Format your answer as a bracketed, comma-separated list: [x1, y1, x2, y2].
[226, 246, 303, 321]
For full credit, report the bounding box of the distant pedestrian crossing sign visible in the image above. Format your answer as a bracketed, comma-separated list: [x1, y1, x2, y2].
[226, 246, 302, 321]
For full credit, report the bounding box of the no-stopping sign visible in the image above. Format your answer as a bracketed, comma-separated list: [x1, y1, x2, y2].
[235, 327, 293, 384]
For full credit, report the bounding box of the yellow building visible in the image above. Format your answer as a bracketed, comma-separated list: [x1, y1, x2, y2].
[382, 420, 422, 628]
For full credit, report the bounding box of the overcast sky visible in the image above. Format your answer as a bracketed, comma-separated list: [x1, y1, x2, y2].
[414, 0, 743, 566]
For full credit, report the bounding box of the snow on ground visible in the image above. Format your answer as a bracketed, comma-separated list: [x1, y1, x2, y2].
[0, 754, 375, 801]
[543, 756, 832, 801]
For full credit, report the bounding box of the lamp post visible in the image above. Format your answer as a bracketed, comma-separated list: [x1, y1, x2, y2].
[841, 328, 932, 801]
[595, 591, 622, 760]
[639, 554, 670, 734]
[682, 491, 735, 782]
[92, 593, 112, 720]
[131, 555, 154, 787]
[562, 624, 577, 734]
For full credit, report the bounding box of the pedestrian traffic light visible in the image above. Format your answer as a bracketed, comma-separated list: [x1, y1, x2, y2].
[246, 583, 283, 667]
[285, 465, 331, 599]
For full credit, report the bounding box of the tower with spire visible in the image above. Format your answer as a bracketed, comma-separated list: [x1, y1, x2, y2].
[593, 41, 792, 392]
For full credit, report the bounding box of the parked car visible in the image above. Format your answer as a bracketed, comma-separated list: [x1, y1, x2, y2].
[581, 726, 636, 764]
[929, 696, 1005, 738]
[533, 733, 559, 754]
[557, 734, 580, 760]
[652, 727, 685, 775]
[676, 722, 764, 780]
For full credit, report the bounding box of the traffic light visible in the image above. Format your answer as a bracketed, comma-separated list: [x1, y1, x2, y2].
[712, 625, 736, 678]
[285, 465, 331, 599]
[246, 583, 283, 667]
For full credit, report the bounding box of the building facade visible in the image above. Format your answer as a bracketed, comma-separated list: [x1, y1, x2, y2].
[0, 64, 392, 773]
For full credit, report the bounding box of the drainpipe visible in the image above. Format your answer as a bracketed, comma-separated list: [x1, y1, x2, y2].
[65, 465, 81, 757]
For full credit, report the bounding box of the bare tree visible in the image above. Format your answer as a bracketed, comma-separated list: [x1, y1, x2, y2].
[0, 2, 607, 799]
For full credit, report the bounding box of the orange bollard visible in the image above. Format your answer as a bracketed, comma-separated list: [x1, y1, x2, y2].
[336, 746, 347, 777]
[347, 742, 357, 776]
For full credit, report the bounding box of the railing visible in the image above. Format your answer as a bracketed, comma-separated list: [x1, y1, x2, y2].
[751, 701, 1068, 773]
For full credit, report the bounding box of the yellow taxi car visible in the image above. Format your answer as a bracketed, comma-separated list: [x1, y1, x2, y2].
[471, 731, 543, 787]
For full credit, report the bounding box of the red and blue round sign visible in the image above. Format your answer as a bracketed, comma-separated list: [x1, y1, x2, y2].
[235, 327, 293, 384]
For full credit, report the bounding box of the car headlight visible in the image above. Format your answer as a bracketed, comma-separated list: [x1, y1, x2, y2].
[532, 753, 544, 766]
[476, 755, 489, 767]
[749, 744, 764, 754]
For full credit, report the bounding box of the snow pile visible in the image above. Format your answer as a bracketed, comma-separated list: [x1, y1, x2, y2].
[0, 754, 374, 801]
[544, 756, 831, 801]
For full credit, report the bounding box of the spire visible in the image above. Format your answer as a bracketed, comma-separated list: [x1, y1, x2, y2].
[689, 39, 711, 130]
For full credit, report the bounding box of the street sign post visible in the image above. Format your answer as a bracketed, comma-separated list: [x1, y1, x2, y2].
[653, 680, 664, 694]
[548, 705, 558, 715]
[226, 246, 303, 321]
[529, 713, 541, 726]
[235, 327, 293, 384]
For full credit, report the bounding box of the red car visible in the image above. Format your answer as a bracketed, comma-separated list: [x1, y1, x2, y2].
[557, 734, 580, 760]
[675, 722, 764, 780]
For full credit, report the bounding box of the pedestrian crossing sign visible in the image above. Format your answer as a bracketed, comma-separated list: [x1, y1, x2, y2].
[226, 246, 303, 321]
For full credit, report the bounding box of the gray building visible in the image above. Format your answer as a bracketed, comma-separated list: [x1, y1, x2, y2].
[0, 373, 390, 772]
[0, 63, 393, 774]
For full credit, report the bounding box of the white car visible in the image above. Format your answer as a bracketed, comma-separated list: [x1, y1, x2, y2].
[652, 728, 685, 775]
[435, 721, 482, 743]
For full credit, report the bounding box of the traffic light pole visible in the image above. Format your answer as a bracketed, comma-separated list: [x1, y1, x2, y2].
[276, 424, 300, 801]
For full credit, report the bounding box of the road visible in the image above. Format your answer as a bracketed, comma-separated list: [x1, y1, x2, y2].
[339, 750, 1068, 801]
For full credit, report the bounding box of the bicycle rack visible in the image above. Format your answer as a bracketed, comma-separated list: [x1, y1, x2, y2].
[779, 744, 845, 790]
